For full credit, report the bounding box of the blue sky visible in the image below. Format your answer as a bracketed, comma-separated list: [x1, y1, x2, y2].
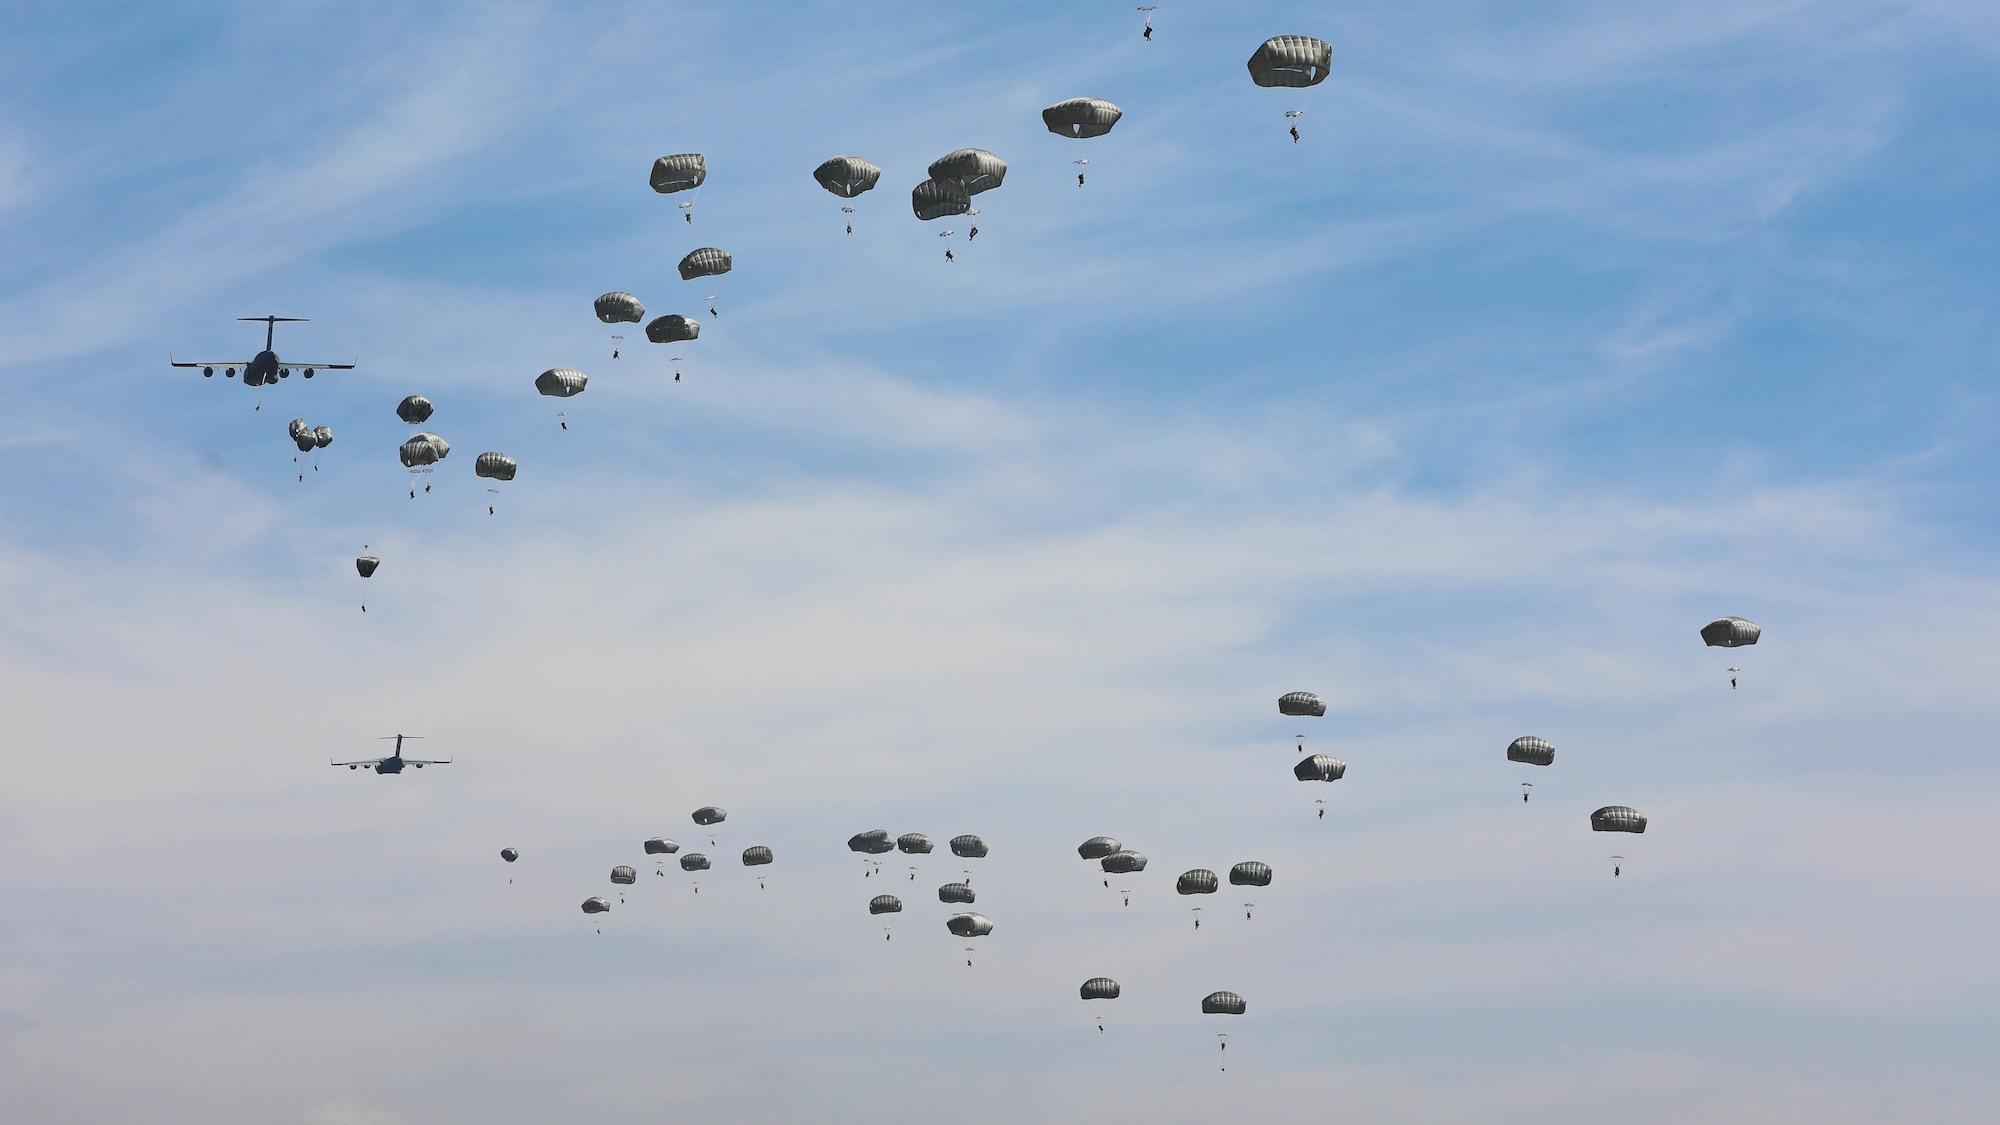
[2, 2, 1998, 1122]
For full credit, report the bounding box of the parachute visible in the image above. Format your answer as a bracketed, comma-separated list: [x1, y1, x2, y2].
[692, 806, 727, 826]
[869, 894, 904, 915]
[1202, 991, 1247, 1015]
[610, 866, 637, 885]
[1080, 978, 1121, 1000]
[535, 368, 588, 398]
[813, 155, 883, 198]
[946, 912, 993, 937]
[313, 426, 333, 449]
[594, 292, 645, 324]
[677, 248, 733, 281]
[1279, 691, 1326, 716]
[1176, 869, 1219, 895]
[680, 853, 712, 871]
[1042, 97, 1123, 138]
[1507, 736, 1555, 766]
[395, 395, 434, 425]
[938, 882, 975, 904]
[474, 452, 517, 482]
[896, 833, 934, 855]
[1229, 861, 1272, 887]
[1247, 36, 1332, 87]
[1077, 836, 1122, 860]
[645, 315, 699, 344]
[499, 847, 518, 863]
[355, 556, 380, 578]
[928, 149, 1007, 195]
[1701, 617, 1762, 647]
[1591, 806, 1648, 834]
[949, 835, 988, 858]
[1294, 754, 1347, 782]
[848, 829, 895, 855]
[293, 429, 317, 453]
[911, 178, 971, 221]
[644, 838, 680, 855]
[649, 153, 706, 194]
[398, 432, 450, 468]
[581, 896, 611, 915]
[1101, 850, 1147, 874]
[742, 846, 774, 866]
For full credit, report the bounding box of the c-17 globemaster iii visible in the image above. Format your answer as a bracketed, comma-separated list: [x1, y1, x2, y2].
[171, 316, 356, 387]
[333, 734, 450, 774]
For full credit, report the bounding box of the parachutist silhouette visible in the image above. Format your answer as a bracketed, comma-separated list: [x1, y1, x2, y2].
[1290, 125, 1301, 143]
[709, 306, 717, 317]
[1122, 893, 1130, 907]
[945, 248, 954, 262]
[1143, 25, 1151, 40]
[684, 212, 691, 223]
[612, 349, 619, 359]
[409, 489, 416, 499]
[1194, 916, 1200, 930]
[561, 421, 567, 430]
[488, 506, 495, 515]
[1078, 172, 1085, 186]
[845, 224, 853, 235]
[424, 484, 430, 494]
[1524, 791, 1530, 803]
[1318, 807, 1325, 819]
[1614, 865, 1621, 878]
[968, 226, 978, 241]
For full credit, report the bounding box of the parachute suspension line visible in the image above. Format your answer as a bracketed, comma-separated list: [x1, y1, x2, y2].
[1286, 82, 1325, 143]
[841, 204, 856, 236]
[1243, 901, 1254, 920]
[555, 410, 569, 432]
[675, 182, 703, 224]
[964, 945, 975, 968]
[1192, 905, 1202, 930]
[670, 356, 683, 383]
[610, 333, 623, 360]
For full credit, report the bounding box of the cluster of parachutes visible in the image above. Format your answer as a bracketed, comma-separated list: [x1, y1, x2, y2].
[1283, 617, 1764, 874]
[287, 418, 333, 453]
[848, 829, 991, 941]
[549, 806, 785, 928]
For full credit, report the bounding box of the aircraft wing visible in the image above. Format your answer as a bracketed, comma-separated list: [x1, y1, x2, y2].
[279, 361, 358, 370]
[170, 358, 246, 368]
[401, 757, 453, 765]
[331, 757, 387, 767]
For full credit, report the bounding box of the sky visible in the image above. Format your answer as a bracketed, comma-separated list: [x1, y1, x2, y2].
[1, 1, 1998, 1122]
